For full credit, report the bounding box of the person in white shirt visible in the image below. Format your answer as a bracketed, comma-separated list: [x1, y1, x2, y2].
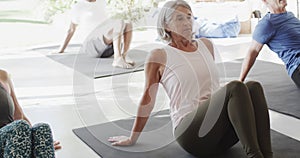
[80, 19, 135, 68]
[56, 0, 105, 54]
[57, 0, 134, 68]
[108, 1, 273, 157]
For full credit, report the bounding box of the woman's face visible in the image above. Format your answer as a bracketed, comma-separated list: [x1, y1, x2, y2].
[167, 6, 193, 40]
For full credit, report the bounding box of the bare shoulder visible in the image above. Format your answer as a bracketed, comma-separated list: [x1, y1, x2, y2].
[145, 48, 166, 79]
[198, 38, 213, 51]
[198, 38, 214, 59]
[0, 69, 9, 80]
[147, 48, 166, 65]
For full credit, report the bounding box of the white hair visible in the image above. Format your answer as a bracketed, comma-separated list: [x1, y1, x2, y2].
[157, 0, 192, 42]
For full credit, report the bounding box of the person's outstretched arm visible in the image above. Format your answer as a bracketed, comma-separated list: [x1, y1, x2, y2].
[57, 22, 78, 53]
[239, 40, 264, 82]
[108, 49, 165, 146]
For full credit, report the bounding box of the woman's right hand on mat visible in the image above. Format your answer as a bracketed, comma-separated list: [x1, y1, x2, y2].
[108, 136, 134, 146]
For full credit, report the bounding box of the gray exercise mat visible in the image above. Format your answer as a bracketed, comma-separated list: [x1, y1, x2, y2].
[73, 110, 300, 158]
[219, 59, 300, 119]
[46, 49, 148, 79]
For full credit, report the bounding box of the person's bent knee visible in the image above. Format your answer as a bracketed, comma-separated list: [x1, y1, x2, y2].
[125, 22, 133, 31]
[31, 123, 54, 145]
[227, 80, 246, 89]
[245, 81, 263, 92]
[226, 80, 248, 96]
[0, 69, 9, 82]
[32, 123, 52, 133]
[11, 120, 31, 134]
[14, 120, 30, 128]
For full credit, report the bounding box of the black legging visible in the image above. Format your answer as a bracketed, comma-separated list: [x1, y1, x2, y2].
[292, 64, 300, 88]
[100, 44, 114, 58]
[174, 81, 273, 158]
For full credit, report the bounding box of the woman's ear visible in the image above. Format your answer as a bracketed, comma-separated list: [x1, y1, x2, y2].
[165, 24, 171, 33]
[165, 28, 171, 33]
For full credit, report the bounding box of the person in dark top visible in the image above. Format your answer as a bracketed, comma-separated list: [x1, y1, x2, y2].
[0, 70, 61, 157]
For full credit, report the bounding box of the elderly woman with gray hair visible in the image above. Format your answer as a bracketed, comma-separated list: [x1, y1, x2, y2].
[108, 0, 273, 158]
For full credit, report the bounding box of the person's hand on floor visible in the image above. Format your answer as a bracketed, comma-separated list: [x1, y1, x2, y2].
[108, 136, 134, 146]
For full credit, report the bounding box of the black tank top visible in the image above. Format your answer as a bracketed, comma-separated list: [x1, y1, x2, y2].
[0, 83, 14, 128]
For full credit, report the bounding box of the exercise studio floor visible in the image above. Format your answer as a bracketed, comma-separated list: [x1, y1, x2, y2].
[1, 29, 300, 158]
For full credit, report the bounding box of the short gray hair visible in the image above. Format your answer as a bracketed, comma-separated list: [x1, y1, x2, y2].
[157, 0, 192, 42]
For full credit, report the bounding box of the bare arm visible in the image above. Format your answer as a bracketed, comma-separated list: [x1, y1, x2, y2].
[239, 40, 264, 82]
[108, 49, 166, 146]
[8, 76, 31, 125]
[58, 22, 78, 53]
[0, 70, 31, 125]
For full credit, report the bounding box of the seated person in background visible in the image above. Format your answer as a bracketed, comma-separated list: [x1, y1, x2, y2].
[80, 19, 135, 69]
[239, 0, 300, 88]
[57, 0, 106, 54]
[108, 1, 273, 158]
[0, 70, 61, 157]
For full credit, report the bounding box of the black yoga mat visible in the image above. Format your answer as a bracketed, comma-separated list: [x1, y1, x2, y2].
[219, 59, 300, 119]
[73, 110, 300, 158]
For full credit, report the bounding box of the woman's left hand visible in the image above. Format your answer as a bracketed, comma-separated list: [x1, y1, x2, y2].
[108, 136, 134, 146]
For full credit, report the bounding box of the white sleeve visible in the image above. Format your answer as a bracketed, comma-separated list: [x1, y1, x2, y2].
[70, 2, 82, 24]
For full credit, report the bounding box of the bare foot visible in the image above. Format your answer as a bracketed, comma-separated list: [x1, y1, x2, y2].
[125, 56, 135, 66]
[112, 57, 134, 69]
[50, 50, 64, 55]
[57, 49, 65, 54]
[54, 140, 62, 150]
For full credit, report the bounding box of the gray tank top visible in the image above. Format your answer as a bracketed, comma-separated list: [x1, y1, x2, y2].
[0, 83, 14, 128]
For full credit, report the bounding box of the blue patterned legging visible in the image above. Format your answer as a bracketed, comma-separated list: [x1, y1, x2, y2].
[0, 120, 55, 158]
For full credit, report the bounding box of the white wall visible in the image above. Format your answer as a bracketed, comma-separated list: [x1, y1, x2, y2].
[253, 0, 299, 17]
[286, 0, 299, 18]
